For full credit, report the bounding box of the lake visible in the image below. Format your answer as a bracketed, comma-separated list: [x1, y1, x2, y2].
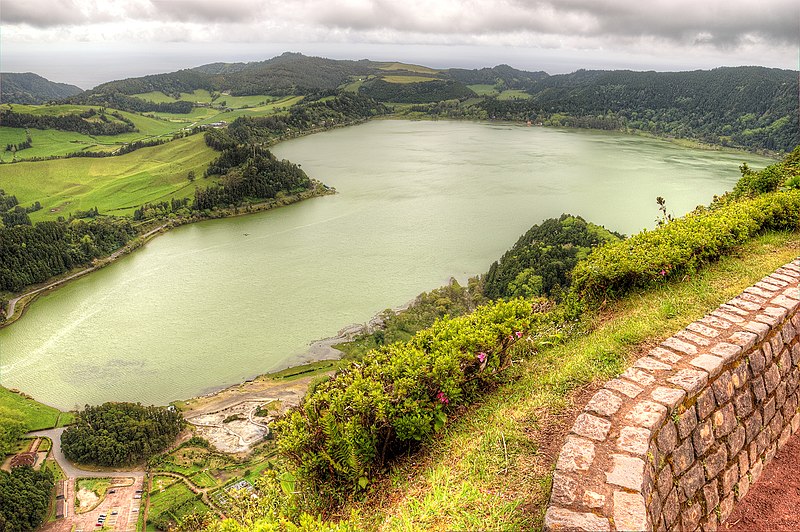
[0, 120, 774, 409]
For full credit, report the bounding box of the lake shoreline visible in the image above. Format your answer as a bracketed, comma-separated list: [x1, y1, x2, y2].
[0, 183, 335, 330]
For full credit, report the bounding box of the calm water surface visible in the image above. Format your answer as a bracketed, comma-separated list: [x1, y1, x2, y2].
[0, 121, 775, 408]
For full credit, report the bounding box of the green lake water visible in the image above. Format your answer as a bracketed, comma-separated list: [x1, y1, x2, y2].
[0, 121, 775, 409]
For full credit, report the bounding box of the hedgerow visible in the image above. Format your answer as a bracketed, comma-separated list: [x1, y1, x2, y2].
[276, 298, 551, 501]
[571, 189, 800, 299]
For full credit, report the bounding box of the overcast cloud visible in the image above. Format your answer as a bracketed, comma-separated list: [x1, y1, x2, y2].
[1, 0, 797, 88]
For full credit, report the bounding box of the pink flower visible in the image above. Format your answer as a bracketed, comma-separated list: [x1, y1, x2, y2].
[660, 269, 667, 276]
[515, 331, 523, 338]
[436, 391, 450, 404]
[477, 352, 487, 363]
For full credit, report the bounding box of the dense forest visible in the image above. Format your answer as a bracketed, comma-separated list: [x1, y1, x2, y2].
[484, 215, 622, 300]
[61, 403, 184, 466]
[0, 107, 136, 136]
[0, 213, 136, 292]
[72, 91, 194, 114]
[477, 67, 798, 152]
[0, 466, 54, 532]
[0, 72, 83, 104]
[445, 64, 548, 89]
[359, 78, 475, 103]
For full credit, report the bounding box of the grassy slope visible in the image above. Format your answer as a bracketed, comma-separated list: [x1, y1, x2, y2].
[0, 387, 64, 431]
[0, 134, 217, 219]
[342, 230, 800, 530]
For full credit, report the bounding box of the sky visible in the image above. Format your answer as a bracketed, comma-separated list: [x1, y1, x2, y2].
[1, 0, 798, 89]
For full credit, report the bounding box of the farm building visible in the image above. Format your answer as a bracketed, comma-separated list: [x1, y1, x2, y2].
[9, 452, 36, 468]
[56, 480, 65, 499]
[55, 499, 65, 518]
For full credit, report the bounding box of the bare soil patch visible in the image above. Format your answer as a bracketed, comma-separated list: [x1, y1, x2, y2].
[723, 433, 800, 531]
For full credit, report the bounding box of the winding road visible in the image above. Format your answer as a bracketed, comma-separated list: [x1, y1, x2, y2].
[27, 428, 145, 480]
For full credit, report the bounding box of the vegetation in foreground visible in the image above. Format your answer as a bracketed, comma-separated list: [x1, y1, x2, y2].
[0, 466, 54, 532]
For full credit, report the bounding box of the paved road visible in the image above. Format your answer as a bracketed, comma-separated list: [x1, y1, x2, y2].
[27, 428, 144, 480]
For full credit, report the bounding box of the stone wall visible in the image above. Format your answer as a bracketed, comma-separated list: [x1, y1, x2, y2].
[544, 260, 800, 531]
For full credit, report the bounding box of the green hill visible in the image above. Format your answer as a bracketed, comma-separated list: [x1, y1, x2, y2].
[0, 72, 83, 104]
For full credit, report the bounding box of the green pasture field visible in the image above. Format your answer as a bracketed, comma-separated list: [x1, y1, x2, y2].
[382, 75, 438, 84]
[193, 95, 305, 125]
[0, 134, 217, 219]
[467, 84, 499, 96]
[132, 90, 214, 104]
[0, 387, 62, 431]
[497, 89, 532, 100]
[6, 103, 93, 116]
[378, 62, 441, 75]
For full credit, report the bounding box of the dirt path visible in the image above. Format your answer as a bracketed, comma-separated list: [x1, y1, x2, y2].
[723, 433, 800, 531]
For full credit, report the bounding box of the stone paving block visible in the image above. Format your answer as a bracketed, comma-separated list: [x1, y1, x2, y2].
[677, 329, 711, 346]
[676, 404, 698, 439]
[681, 462, 705, 499]
[703, 444, 727, 480]
[571, 413, 612, 441]
[773, 294, 800, 311]
[655, 421, 677, 455]
[657, 462, 674, 498]
[760, 276, 788, 288]
[721, 463, 739, 496]
[782, 320, 796, 343]
[583, 490, 605, 509]
[687, 321, 722, 338]
[792, 343, 800, 365]
[613, 491, 648, 532]
[605, 378, 644, 398]
[710, 342, 743, 363]
[693, 419, 715, 457]
[696, 388, 717, 420]
[752, 375, 767, 402]
[584, 388, 624, 417]
[744, 320, 771, 342]
[779, 423, 792, 449]
[617, 425, 651, 456]
[702, 513, 719, 532]
[769, 331, 786, 354]
[712, 403, 737, 438]
[751, 456, 764, 483]
[728, 297, 762, 312]
[634, 356, 673, 372]
[649, 346, 683, 364]
[555, 435, 596, 472]
[744, 411, 763, 444]
[776, 381, 787, 408]
[754, 311, 781, 328]
[625, 400, 667, 430]
[737, 449, 749, 478]
[606, 453, 645, 490]
[550, 471, 578, 505]
[544, 506, 611, 532]
[663, 488, 680, 526]
[699, 314, 734, 330]
[748, 347, 766, 374]
[712, 310, 745, 324]
[740, 291, 767, 305]
[720, 303, 752, 318]
[668, 368, 709, 395]
[762, 396, 776, 424]
[736, 473, 750, 501]
[702, 479, 719, 514]
[727, 424, 746, 457]
[764, 363, 781, 394]
[621, 366, 656, 387]
[746, 286, 776, 299]
[711, 371, 734, 404]
[778, 348, 792, 376]
[663, 336, 699, 356]
[792, 412, 800, 433]
[754, 280, 782, 292]
[719, 493, 735, 523]
[731, 360, 749, 389]
[727, 331, 758, 352]
[773, 271, 799, 283]
[671, 436, 695, 476]
[650, 386, 686, 412]
[690, 354, 725, 379]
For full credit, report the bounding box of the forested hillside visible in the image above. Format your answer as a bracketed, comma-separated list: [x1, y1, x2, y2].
[0, 72, 83, 104]
[478, 66, 798, 151]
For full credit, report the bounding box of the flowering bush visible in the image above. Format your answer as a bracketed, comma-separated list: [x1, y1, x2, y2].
[276, 298, 548, 500]
[571, 189, 800, 299]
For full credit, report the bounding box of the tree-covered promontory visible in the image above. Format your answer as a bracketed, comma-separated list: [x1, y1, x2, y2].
[61, 402, 184, 467]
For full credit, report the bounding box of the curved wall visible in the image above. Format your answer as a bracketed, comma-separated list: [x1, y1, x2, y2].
[545, 260, 800, 531]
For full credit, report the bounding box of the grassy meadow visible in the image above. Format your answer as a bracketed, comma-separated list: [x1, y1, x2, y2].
[0, 134, 217, 219]
[0, 387, 65, 431]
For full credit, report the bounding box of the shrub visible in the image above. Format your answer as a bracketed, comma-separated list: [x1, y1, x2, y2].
[571, 190, 800, 299]
[277, 298, 548, 501]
